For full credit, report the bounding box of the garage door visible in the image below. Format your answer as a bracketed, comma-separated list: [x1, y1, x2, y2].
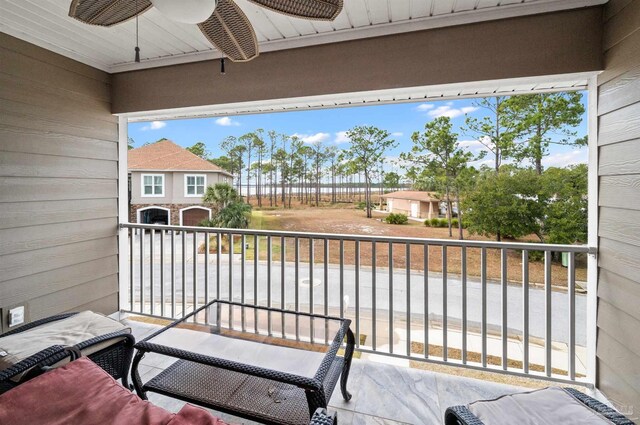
[182, 208, 209, 226]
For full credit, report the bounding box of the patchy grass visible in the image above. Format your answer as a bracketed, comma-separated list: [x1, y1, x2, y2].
[249, 208, 587, 287]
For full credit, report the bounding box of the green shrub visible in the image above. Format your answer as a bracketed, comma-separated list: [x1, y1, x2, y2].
[356, 201, 374, 210]
[451, 218, 459, 228]
[527, 250, 545, 262]
[430, 218, 440, 227]
[385, 213, 408, 225]
[424, 219, 431, 227]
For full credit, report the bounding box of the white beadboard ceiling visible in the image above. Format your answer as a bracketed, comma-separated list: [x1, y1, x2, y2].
[0, 0, 606, 73]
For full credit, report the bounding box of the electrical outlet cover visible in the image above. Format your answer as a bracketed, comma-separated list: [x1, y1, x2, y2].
[8, 306, 25, 327]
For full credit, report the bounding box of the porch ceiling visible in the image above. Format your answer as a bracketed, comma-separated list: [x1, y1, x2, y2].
[0, 0, 606, 73]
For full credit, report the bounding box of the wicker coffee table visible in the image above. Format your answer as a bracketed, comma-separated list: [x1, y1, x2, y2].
[131, 300, 355, 425]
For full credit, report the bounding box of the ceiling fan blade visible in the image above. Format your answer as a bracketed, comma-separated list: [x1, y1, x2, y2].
[198, 0, 259, 62]
[247, 0, 343, 20]
[69, 0, 152, 27]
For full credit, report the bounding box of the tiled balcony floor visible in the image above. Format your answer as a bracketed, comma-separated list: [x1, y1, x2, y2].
[124, 318, 532, 425]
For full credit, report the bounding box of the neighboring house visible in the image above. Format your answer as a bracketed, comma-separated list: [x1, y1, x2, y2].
[128, 140, 233, 226]
[381, 191, 442, 219]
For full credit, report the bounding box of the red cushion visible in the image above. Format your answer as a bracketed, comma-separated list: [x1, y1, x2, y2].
[0, 357, 228, 425]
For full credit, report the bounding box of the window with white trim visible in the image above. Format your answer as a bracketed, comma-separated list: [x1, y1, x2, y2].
[185, 174, 206, 197]
[142, 174, 164, 197]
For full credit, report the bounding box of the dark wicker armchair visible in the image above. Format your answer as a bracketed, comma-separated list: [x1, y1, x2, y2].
[310, 408, 337, 425]
[0, 312, 135, 389]
[444, 388, 635, 425]
[0, 345, 79, 394]
[0, 348, 337, 425]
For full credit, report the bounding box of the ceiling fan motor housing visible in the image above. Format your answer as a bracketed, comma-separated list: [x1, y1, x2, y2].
[150, 0, 218, 24]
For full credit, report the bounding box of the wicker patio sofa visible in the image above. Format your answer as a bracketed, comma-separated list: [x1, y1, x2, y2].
[0, 347, 337, 425]
[0, 311, 135, 392]
[444, 387, 636, 425]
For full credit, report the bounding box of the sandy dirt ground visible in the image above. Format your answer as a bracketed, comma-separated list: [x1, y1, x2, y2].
[251, 207, 587, 287]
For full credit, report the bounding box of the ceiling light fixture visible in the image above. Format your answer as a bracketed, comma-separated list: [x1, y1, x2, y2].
[150, 0, 218, 24]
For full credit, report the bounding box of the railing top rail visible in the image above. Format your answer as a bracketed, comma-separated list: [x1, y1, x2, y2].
[121, 222, 594, 253]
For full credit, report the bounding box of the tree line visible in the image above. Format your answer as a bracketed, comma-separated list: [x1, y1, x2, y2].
[179, 92, 586, 244]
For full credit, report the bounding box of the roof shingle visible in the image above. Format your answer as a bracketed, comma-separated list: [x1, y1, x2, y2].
[128, 140, 231, 175]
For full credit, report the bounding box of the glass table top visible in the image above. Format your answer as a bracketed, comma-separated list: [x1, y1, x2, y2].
[142, 301, 349, 378]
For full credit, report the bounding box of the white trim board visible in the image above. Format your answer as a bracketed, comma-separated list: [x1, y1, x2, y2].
[121, 72, 594, 122]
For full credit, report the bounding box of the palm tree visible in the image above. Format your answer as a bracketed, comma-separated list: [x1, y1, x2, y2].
[212, 202, 251, 229]
[203, 183, 241, 213]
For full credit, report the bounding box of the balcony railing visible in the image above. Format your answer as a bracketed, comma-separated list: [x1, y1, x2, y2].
[120, 223, 595, 385]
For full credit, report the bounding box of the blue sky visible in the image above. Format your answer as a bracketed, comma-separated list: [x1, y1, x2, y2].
[129, 94, 589, 172]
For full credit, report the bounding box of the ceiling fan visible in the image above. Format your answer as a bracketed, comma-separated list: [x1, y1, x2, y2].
[68, 0, 343, 62]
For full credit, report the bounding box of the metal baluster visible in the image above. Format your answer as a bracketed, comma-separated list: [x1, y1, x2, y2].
[545, 250, 552, 377]
[181, 230, 186, 318]
[193, 230, 198, 321]
[204, 232, 209, 323]
[501, 248, 508, 370]
[216, 233, 221, 302]
[160, 229, 165, 317]
[372, 241, 377, 351]
[339, 239, 344, 319]
[406, 243, 411, 357]
[281, 236, 286, 338]
[171, 230, 176, 318]
[442, 245, 447, 362]
[295, 237, 300, 340]
[424, 243, 429, 359]
[241, 234, 246, 331]
[140, 228, 145, 314]
[389, 242, 394, 354]
[309, 238, 314, 343]
[568, 251, 576, 380]
[267, 235, 272, 336]
[461, 245, 467, 364]
[229, 233, 234, 327]
[522, 250, 529, 374]
[254, 234, 259, 333]
[481, 247, 487, 367]
[129, 228, 134, 311]
[324, 238, 329, 345]
[150, 229, 155, 316]
[355, 240, 360, 348]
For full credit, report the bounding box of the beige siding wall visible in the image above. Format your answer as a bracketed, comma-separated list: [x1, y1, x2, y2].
[0, 34, 119, 330]
[386, 198, 438, 219]
[597, 0, 640, 418]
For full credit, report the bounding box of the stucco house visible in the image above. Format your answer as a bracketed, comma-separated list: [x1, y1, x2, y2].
[128, 140, 232, 226]
[381, 190, 442, 219]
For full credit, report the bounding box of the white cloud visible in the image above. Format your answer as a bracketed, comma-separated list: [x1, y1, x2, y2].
[334, 131, 350, 144]
[140, 121, 166, 131]
[215, 117, 240, 126]
[391, 132, 403, 137]
[458, 138, 490, 153]
[426, 105, 479, 119]
[292, 132, 331, 144]
[468, 158, 495, 168]
[416, 103, 434, 111]
[542, 149, 588, 168]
